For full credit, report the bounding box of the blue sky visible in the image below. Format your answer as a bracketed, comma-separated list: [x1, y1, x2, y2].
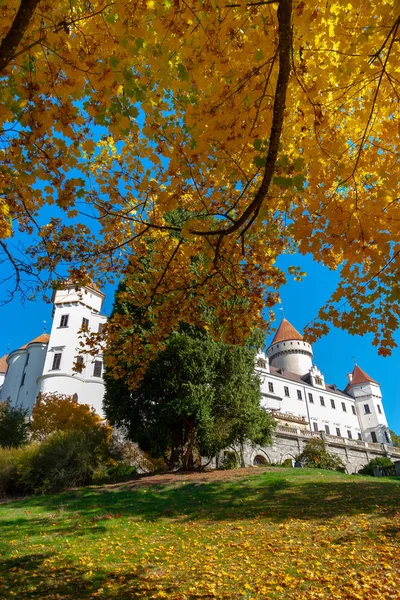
[0, 252, 399, 433]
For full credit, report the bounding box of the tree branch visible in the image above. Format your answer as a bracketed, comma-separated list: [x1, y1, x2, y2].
[191, 0, 292, 238]
[0, 0, 41, 73]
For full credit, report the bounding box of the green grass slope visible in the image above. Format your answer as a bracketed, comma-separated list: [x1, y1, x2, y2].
[0, 468, 399, 599]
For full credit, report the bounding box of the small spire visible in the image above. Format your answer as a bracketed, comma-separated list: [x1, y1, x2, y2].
[43, 320, 47, 333]
[352, 356, 357, 366]
[278, 305, 285, 319]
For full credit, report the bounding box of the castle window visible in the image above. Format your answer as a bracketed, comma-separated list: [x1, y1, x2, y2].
[319, 396, 325, 407]
[330, 399, 335, 409]
[284, 386, 290, 397]
[325, 425, 330, 435]
[336, 427, 341, 437]
[257, 358, 267, 369]
[341, 402, 347, 412]
[312, 422, 318, 432]
[351, 405, 356, 415]
[357, 433, 362, 440]
[52, 353, 62, 370]
[76, 355, 84, 370]
[60, 315, 69, 328]
[315, 376, 322, 385]
[384, 431, 390, 443]
[93, 360, 103, 378]
[308, 393, 314, 403]
[364, 404, 371, 415]
[377, 404, 382, 414]
[297, 390, 302, 400]
[268, 382, 274, 393]
[98, 323, 104, 334]
[347, 430, 352, 439]
[371, 431, 377, 443]
[81, 317, 89, 330]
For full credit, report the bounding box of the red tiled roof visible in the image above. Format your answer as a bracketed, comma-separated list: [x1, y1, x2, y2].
[19, 334, 50, 350]
[270, 318, 303, 345]
[0, 354, 8, 373]
[346, 365, 378, 388]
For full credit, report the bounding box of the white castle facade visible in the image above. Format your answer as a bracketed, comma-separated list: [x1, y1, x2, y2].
[0, 282, 106, 416]
[1, 285, 399, 472]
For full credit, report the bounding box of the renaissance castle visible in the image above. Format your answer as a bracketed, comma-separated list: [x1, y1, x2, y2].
[1, 282, 399, 472]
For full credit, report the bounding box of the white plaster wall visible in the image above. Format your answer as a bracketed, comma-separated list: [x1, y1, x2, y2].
[0, 350, 25, 403]
[53, 286, 104, 313]
[38, 374, 105, 416]
[39, 297, 107, 416]
[258, 370, 362, 440]
[351, 382, 389, 443]
[0, 373, 5, 389]
[267, 340, 313, 375]
[15, 342, 48, 412]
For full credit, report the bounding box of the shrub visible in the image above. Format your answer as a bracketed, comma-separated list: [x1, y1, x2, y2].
[219, 450, 239, 470]
[358, 457, 394, 476]
[0, 426, 112, 496]
[0, 400, 30, 448]
[296, 439, 346, 472]
[30, 393, 104, 440]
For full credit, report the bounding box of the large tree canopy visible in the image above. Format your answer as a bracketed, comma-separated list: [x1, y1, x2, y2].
[104, 324, 273, 470]
[1, 1, 399, 379]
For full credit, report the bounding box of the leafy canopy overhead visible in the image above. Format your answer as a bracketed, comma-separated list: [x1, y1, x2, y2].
[1, 0, 399, 372]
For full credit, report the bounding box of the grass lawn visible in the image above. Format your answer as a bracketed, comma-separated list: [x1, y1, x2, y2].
[0, 468, 399, 599]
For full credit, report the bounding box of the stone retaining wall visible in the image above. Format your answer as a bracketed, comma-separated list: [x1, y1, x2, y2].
[241, 426, 400, 474]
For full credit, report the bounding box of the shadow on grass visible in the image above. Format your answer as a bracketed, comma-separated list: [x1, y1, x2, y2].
[0, 553, 177, 600]
[8, 470, 400, 527]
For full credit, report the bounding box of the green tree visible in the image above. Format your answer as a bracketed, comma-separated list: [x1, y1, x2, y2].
[0, 400, 30, 448]
[104, 325, 273, 470]
[389, 430, 400, 447]
[296, 439, 345, 472]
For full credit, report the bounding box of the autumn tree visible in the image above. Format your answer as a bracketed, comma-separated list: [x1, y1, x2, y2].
[30, 392, 105, 441]
[104, 325, 273, 470]
[1, 1, 399, 383]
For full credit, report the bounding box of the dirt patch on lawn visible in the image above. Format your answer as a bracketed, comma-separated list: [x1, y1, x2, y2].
[99, 466, 280, 492]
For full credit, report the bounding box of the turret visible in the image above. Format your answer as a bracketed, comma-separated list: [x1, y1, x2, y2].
[37, 282, 107, 415]
[266, 318, 313, 376]
[345, 365, 391, 444]
[0, 335, 49, 411]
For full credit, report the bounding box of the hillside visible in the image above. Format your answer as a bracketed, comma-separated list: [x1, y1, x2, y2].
[0, 468, 399, 599]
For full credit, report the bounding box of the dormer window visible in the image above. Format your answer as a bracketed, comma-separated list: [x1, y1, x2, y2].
[315, 376, 323, 385]
[257, 358, 267, 369]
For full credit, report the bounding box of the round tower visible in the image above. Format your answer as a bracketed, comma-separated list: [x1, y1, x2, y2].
[266, 318, 313, 375]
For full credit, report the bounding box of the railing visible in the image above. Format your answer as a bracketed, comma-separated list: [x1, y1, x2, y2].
[274, 427, 400, 456]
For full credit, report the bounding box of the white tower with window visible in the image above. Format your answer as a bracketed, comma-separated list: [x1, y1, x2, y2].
[37, 282, 107, 416]
[345, 366, 391, 444]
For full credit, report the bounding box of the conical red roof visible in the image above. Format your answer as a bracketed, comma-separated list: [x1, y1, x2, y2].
[19, 334, 50, 349]
[270, 318, 303, 345]
[347, 365, 378, 387]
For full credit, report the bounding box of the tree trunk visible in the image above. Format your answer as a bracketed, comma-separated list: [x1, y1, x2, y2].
[182, 425, 195, 471]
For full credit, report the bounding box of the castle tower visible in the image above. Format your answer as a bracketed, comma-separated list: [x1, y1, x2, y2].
[345, 365, 391, 444]
[0, 335, 49, 410]
[37, 282, 107, 416]
[266, 318, 313, 375]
